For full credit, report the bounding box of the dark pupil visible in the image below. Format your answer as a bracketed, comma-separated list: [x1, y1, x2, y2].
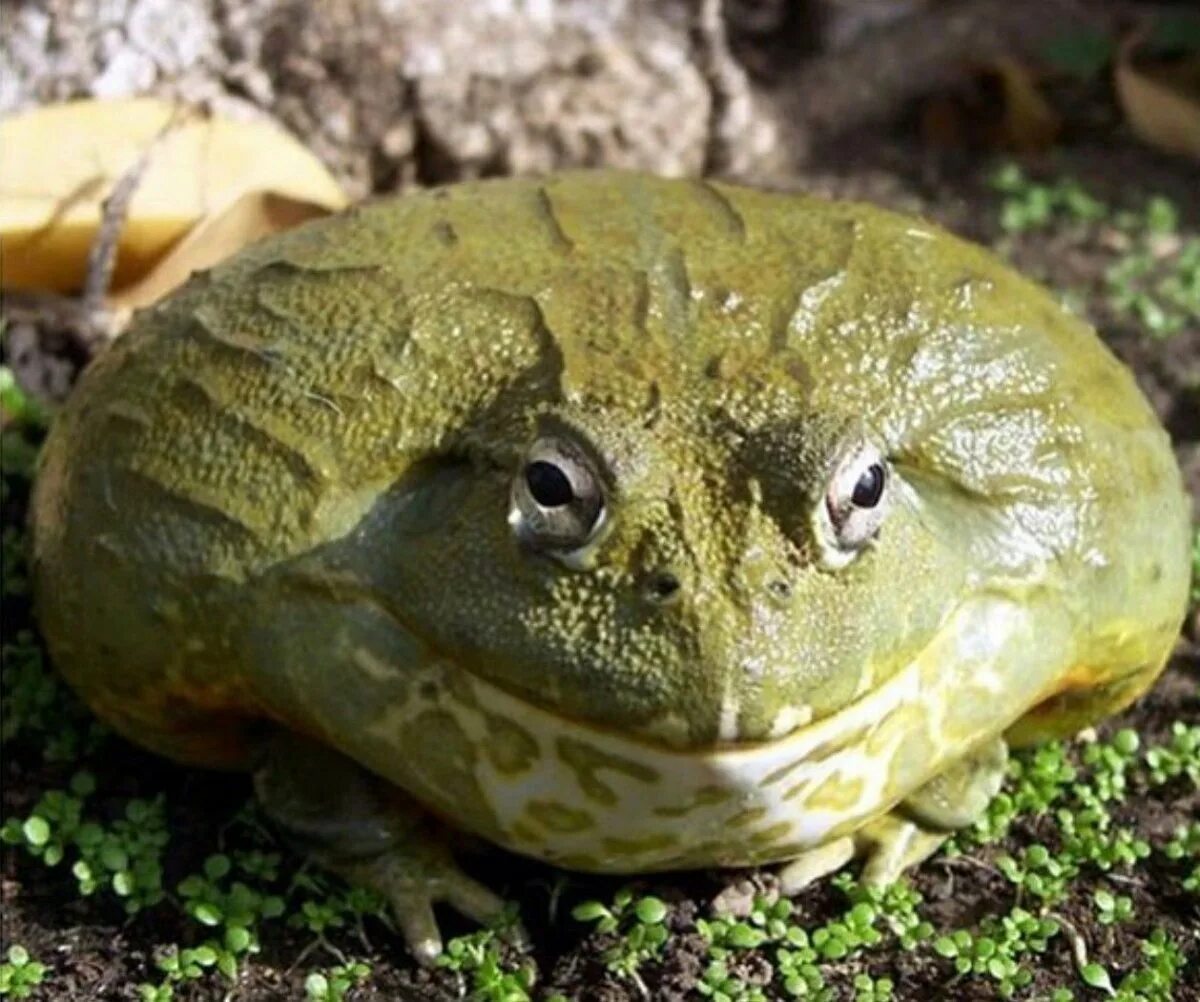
[526, 461, 575, 507]
[851, 464, 885, 508]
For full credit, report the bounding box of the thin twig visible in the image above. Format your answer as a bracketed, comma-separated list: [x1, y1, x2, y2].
[81, 103, 192, 324]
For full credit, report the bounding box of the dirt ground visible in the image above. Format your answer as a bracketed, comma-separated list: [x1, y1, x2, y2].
[2, 1, 1199, 1000]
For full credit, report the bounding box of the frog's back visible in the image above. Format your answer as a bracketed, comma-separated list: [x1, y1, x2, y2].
[31, 172, 1189, 766]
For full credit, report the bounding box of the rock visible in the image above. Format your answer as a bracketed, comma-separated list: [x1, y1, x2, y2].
[1, 0, 782, 196]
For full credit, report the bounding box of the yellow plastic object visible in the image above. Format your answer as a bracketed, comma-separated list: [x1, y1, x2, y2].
[1, 98, 348, 293]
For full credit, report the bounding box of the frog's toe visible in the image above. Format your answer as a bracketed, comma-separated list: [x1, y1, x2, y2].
[438, 865, 530, 952]
[777, 836, 857, 894]
[778, 739, 1008, 893]
[855, 814, 947, 887]
[254, 729, 522, 965]
[391, 893, 442, 966]
[345, 849, 518, 965]
[777, 818, 946, 894]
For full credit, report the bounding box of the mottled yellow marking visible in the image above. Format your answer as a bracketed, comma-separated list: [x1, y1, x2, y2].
[866, 703, 923, 756]
[509, 821, 543, 844]
[557, 736, 659, 806]
[748, 821, 793, 848]
[884, 716, 938, 798]
[783, 779, 813, 803]
[653, 784, 733, 817]
[351, 648, 410, 691]
[526, 800, 595, 833]
[765, 841, 809, 860]
[804, 724, 870, 765]
[483, 713, 539, 775]
[443, 665, 479, 708]
[399, 709, 499, 832]
[803, 773, 866, 813]
[762, 758, 805, 787]
[601, 832, 680, 856]
[728, 806, 769, 829]
[668, 839, 726, 869]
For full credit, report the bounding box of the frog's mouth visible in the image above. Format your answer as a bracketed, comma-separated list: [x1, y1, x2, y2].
[440, 586, 1060, 759]
[455, 593, 1028, 760]
[352, 593, 1061, 872]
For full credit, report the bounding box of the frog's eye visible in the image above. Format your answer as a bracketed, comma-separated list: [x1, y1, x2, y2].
[815, 442, 891, 567]
[509, 437, 606, 559]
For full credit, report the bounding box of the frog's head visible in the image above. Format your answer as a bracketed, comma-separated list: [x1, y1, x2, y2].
[347, 331, 982, 749]
[255, 240, 1017, 754]
[228, 173, 1159, 753]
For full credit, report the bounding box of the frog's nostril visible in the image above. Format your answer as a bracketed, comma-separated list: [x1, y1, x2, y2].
[644, 570, 682, 604]
[767, 578, 792, 601]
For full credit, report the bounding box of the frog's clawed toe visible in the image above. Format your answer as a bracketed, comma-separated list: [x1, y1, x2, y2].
[390, 876, 508, 966]
[777, 816, 948, 894]
[777, 836, 857, 894]
[855, 816, 948, 887]
[343, 850, 523, 965]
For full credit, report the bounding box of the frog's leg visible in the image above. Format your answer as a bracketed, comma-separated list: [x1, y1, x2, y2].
[1005, 663, 1167, 747]
[779, 738, 1007, 893]
[254, 728, 515, 965]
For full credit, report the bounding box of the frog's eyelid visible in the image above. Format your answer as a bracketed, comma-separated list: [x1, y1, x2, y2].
[529, 414, 620, 494]
[892, 463, 1016, 552]
[549, 506, 613, 571]
[813, 440, 892, 565]
[509, 434, 610, 560]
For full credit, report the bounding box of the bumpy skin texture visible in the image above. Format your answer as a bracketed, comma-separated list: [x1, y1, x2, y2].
[32, 172, 1189, 883]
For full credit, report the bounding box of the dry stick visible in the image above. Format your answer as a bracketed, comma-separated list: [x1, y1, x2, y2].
[80, 147, 155, 314]
[80, 104, 192, 339]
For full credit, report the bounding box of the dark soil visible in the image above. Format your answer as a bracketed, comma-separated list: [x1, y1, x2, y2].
[3, 2, 1199, 1000]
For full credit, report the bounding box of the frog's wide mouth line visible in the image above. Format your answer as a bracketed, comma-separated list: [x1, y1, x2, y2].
[441, 595, 984, 758]
[349, 593, 1051, 870]
[430, 589, 1043, 768]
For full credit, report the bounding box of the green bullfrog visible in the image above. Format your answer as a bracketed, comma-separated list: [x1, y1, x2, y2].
[31, 171, 1190, 962]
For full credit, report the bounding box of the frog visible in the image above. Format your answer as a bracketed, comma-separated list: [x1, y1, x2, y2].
[31, 171, 1190, 963]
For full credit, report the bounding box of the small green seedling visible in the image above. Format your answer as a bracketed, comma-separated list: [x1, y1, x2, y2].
[572, 888, 670, 984]
[0, 946, 47, 999]
[304, 962, 371, 1002]
[437, 906, 535, 1002]
[1093, 889, 1133, 926]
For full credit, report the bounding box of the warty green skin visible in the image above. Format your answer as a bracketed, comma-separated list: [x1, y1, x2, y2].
[32, 171, 1189, 885]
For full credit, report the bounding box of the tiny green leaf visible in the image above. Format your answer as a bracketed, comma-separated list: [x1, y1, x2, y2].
[634, 896, 667, 925]
[22, 816, 50, 847]
[1081, 963, 1112, 991]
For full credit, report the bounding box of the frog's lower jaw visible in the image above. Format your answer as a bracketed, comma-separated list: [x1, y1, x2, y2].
[256, 699, 1012, 967]
[339, 591, 1073, 873]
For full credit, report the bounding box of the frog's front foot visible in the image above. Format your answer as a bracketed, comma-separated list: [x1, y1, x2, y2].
[254, 729, 520, 965]
[776, 815, 951, 893]
[778, 737, 1007, 893]
[335, 831, 514, 964]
